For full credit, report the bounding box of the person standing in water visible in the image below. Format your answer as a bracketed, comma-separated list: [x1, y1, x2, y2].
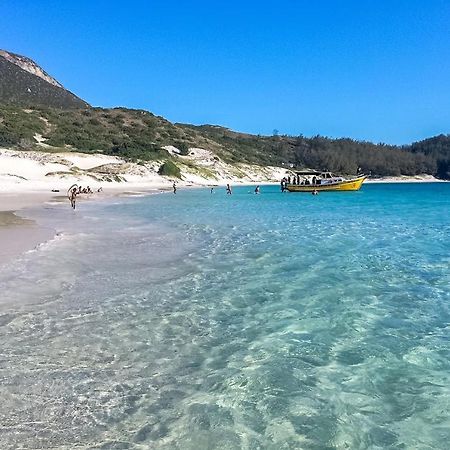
[226, 184, 232, 195]
[173, 181, 177, 194]
[254, 185, 260, 194]
[69, 187, 77, 210]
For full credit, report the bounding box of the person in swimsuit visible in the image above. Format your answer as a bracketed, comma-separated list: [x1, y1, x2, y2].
[69, 187, 77, 209]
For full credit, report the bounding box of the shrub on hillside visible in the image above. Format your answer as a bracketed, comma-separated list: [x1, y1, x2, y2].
[176, 142, 190, 155]
[158, 160, 181, 178]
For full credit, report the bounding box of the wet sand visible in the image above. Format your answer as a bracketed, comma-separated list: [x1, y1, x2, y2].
[0, 189, 158, 266]
[0, 194, 56, 266]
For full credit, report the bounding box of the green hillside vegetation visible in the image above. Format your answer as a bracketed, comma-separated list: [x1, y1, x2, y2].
[0, 104, 449, 179]
[158, 160, 181, 178]
[179, 124, 447, 177]
[0, 105, 217, 161]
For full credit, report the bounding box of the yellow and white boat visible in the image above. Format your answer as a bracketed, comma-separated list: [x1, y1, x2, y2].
[286, 171, 366, 192]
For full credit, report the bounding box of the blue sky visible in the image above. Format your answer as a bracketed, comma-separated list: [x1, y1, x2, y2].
[2, 0, 450, 144]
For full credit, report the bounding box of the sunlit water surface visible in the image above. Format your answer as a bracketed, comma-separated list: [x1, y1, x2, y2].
[0, 183, 449, 449]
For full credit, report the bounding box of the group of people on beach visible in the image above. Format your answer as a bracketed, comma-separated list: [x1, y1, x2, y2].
[68, 185, 102, 210]
[77, 185, 94, 195]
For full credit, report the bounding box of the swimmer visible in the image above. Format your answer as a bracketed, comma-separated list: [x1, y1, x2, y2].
[254, 185, 260, 194]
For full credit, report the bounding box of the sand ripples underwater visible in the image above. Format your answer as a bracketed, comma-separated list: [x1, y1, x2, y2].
[0, 183, 449, 449]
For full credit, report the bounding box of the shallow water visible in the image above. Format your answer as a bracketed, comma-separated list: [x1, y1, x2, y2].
[0, 183, 449, 449]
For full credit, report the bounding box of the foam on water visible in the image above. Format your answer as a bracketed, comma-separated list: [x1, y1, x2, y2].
[0, 183, 449, 449]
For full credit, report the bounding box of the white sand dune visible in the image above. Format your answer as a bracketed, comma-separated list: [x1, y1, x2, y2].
[0, 147, 289, 194]
[1, 147, 444, 195]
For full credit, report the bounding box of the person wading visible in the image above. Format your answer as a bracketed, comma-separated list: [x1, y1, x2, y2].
[69, 187, 77, 210]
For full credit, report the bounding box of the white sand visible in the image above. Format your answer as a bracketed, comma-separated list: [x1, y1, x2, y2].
[0, 146, 445, 265]
[365, 175, 444, 183]
[0, 148, 172, 193]
[2, 147, 443, 195]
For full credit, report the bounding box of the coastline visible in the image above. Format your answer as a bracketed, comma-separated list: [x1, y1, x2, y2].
[0, 185, 168, 268]
[365, 175, 446, 183]
[0, 149, 446, 268]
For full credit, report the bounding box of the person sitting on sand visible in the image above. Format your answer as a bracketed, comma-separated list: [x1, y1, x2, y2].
[226, 184, 232, 195]
[97, 187, 103, 193]
[69, 187, 77, 209]
[86, 186, 93, 194]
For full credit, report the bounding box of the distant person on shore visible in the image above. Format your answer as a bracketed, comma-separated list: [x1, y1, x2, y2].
[86, 186, 93, 194]
[226, 184, 232, 195]
[173, 181, 177, 194]
[97, 187, 103, 193]
[254, 185, 260, 194]
[69, 187, 77, 209]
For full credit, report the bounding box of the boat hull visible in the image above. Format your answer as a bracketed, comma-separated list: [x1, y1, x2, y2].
[286, 176, 366, 192]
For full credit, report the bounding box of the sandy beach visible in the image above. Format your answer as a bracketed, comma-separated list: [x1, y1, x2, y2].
[0, 188, 159, 267]
[0, 146, 281, 265]
[0, 147, 445, 267]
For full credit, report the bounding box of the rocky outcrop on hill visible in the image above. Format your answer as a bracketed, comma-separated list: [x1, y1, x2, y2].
[0, 50, 89, 109]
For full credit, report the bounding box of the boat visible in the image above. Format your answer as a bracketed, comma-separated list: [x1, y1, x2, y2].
[285, 171, 367, 192]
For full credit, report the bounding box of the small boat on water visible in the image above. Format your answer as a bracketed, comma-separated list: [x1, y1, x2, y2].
[286, 171, 367, 192]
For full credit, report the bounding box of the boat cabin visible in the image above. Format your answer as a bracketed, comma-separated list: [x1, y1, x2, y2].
[288, 171, 344, 186]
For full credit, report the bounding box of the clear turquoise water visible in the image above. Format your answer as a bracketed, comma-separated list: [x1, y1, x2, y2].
[0, 183, 449, 449]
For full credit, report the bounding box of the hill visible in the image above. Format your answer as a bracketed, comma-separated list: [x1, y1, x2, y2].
[1, 104, 449, 179]
[0, 49, 449, 179]
[0, 50, 89, 109]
